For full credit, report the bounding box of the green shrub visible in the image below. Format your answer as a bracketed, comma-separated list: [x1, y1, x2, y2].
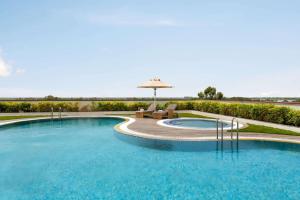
[100, 102, 127, 111]
[0, 102, 79, 112]
[264, 106, 290, 124]
[156, 103, 165, 111]
[0, 100, 299, 127]
[287, 111, 300, 127]
[250, 104, 273, 121]
[33, 102, 53, 112]
[236, 104, 252, 119]
[169, 101, 300, 127]
[18, 102, 32, 112]
[127, 102, 149, 111]
[91, 102, 151, 111]
[166, 102, 190, 110]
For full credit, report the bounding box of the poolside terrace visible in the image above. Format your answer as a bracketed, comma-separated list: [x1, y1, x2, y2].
[1, 110, 300, 144]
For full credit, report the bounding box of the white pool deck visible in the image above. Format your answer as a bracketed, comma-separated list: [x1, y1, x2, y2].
[1, 111, 300, 144]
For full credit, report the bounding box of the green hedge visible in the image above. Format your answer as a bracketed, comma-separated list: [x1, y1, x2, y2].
[169, 101, 300, 127]
[91, 101, 300, 127]
[0, 100, 299, 127]
[0, 102, 79, 112]
[91, 102, 150, 111]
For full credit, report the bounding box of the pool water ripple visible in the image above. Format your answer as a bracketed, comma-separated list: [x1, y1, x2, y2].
[0, 118, 300, 199]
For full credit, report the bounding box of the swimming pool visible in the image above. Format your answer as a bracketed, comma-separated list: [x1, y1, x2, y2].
[158, 118, 241, 130]
[1, 118, 300, 199]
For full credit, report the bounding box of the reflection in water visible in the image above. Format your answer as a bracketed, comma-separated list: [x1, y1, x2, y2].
[0, 117, 124, 130]
[115, 132, 300, 154]
[1, 117, 300, 199]
[115, 133, 176, 151]
[215, 140, 240, 160]
[215, 140, 239, 152]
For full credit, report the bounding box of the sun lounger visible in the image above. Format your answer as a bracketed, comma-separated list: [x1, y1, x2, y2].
[135, 103, 156, 118]
[152, 104, 177, 119]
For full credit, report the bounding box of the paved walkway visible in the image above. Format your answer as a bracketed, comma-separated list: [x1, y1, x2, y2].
[128, 118, 217, 138]
[0, 110, 299, 132]
[123, 117, 300, 143]
[1, 111, 300, 143]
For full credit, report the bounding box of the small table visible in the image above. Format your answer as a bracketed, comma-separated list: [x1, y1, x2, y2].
[135, 111, 144, 118]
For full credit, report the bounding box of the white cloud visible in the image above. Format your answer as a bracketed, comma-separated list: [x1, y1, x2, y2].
[0, 53, 11, 77]
[16, 68, 26, 75]
[57, 8, 183, 28]
[86, 13, 181, 27]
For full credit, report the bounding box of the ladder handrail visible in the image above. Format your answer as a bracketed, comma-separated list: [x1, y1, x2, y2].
[231, 118, 235, 139]
[51, 107, 54, 119]
[231, 118, 239, 140]
[217, 118, 239, 141]
[236, 120, 239, 140]
[216, 119, 224, 141]
[216, 119, 219, 139]
[221, 122, 224, 141]
[59, 107, 62, 119]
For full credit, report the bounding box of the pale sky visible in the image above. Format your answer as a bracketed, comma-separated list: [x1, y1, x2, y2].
[0, 0, 299, 97]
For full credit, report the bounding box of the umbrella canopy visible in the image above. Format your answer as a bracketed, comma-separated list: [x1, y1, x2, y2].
[138, 78, 173, 89]
[138, 78, 173, 110]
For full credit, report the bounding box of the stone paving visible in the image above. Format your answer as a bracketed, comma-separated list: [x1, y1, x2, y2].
[125, 117, 300, 143]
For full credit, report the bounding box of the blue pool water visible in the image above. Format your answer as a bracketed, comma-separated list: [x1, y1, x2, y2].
[0, 118, 300, 200]
[165, 118, 231, 129]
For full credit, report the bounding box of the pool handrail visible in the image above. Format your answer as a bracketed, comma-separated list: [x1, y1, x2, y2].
[216, 118, 239, 141]
[231, 118, 239, 140]
[216, 118, 224, 140]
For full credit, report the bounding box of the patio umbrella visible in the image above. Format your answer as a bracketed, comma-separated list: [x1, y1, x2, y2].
[138, 78, 173, 110]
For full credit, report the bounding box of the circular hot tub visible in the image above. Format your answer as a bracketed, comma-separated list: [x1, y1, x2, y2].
[157, 118, 242, 130]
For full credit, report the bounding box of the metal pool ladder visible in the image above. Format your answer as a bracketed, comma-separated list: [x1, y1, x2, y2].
[51, 107, 62, 119]
[216, 118, 240, 141]
[59, 107, 62, 119]
[231, 118, 240, 140]
[51, 107, 54, 119]
[216, 119, 223, 141]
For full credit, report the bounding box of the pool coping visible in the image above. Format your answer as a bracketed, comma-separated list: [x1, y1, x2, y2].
[0, 116, 127, 126]
[1, 115, 300, 145]
[116, 117, 300, 144]
[156, 118, 244, 131]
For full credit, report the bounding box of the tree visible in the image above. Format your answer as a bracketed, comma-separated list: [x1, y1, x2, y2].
[204, 86, 216, 99]
[216, 92, 224, 100]
[204, 87, 211, 99]
[45, 95, 57, 101]
[198, 92, 205, 99]
[198, 86, 224, 100]
[209, 87, 216, 99]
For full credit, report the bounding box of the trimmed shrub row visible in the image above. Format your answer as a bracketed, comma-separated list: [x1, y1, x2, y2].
[91, 101, 300, 126]
[168, 101, 300, 127]
[0, 101, 299, 127]
[91, 102, 150, 111]
[0, 102, 79, 112]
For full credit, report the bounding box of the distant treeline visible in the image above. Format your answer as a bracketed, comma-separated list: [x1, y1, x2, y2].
[0, 97, 195, 102]
[228, 97, 300, 102]
[0, 96, 299, 102]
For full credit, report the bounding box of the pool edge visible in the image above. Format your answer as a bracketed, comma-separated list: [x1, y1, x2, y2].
[1, 116, 300, 145]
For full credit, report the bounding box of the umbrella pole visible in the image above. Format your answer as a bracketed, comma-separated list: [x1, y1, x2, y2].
[154, 88, 157, 111]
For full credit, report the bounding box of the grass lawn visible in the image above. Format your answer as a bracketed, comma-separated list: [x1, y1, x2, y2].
[231, 124, 300, 136]
[0, 115, 49, 121]
[178, 113, 214, 119]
